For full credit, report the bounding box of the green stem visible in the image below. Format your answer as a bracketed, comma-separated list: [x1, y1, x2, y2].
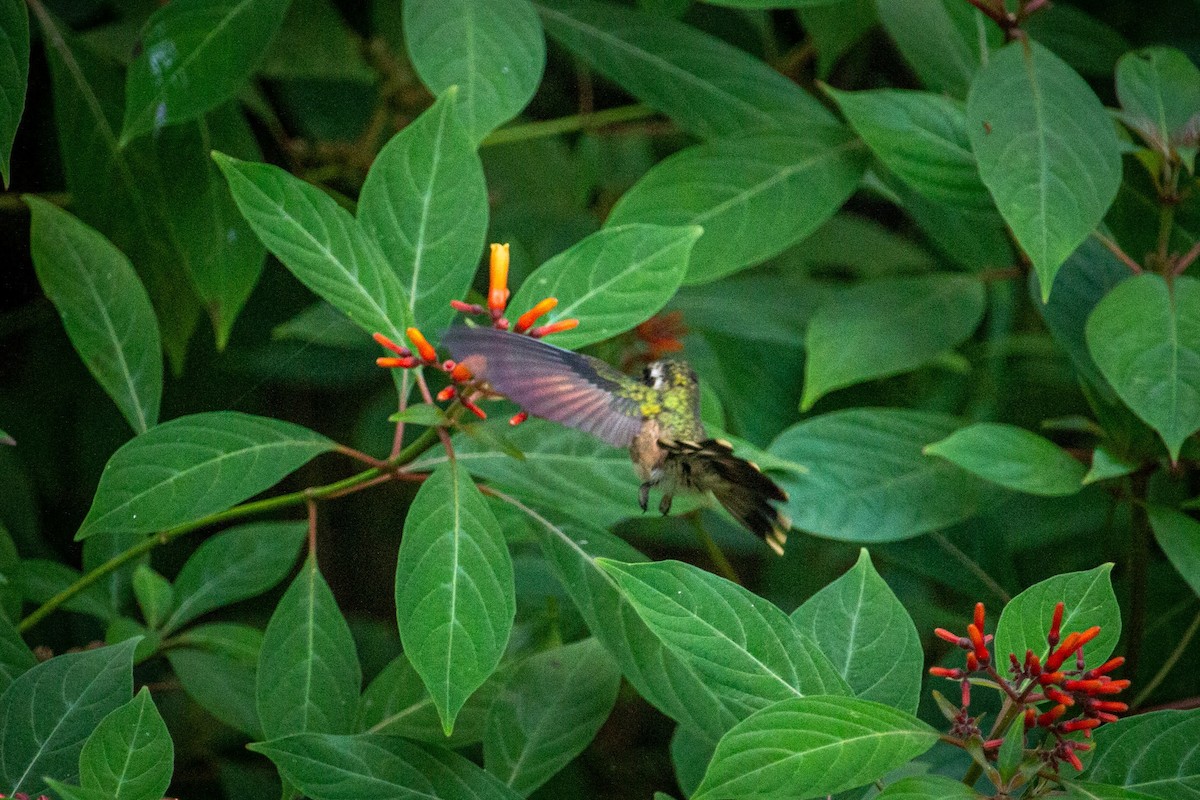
[479, 103, 657, 148]
[18, 425, 443, 633]
[1131, 607, 1200, 708]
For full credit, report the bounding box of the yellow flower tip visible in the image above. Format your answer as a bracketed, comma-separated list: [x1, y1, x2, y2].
[405, 327, 438, 362]
[514, 297, 559, 333]
[488, 243, 511, 312]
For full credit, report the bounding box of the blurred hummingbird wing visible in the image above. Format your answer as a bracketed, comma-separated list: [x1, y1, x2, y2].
[442, 326, 643, 448]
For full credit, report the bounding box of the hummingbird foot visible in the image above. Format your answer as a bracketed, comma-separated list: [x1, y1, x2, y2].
[639, 482, 651, 512]
[659, 494, 673, 516]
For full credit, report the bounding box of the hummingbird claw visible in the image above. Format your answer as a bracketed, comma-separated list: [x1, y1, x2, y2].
[639, 482, 651, 512]
[659, 494, 673, 516]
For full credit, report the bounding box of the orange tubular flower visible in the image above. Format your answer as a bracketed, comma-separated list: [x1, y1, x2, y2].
[1037, 704, 1068, 727]
[1048, 601, 1065, 647]
[488, 243, 511, 314]
[515, 298, 558, 333]
[436, 386, 456, 402]
[373, 332, 411, 357]
[974, 603, 986, 633]
[509, 411, 529, 426]
[406, 327, 438, 363]
[449, 362, 473, 383]
[966, 624, 989, 664]
[530, 319, 579, 338]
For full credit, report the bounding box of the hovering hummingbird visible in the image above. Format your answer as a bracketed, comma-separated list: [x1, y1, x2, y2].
[441, 326, 791, 554]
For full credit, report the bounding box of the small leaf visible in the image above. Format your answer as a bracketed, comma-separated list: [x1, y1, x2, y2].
[924, 423, 1086, 497]
[121, 0, 290, 143]
[0, 639, 137, 796]
[967, 41, 1122, 299]
[250, 733, 522, 800]
[1087, 709, 1200, 799]
[875, 774, 984, 799]
[0, 428, 12, 446]
[1086, 274, 1200, 461]
[395, 461, 515, 734]
[801, 274, 985, 409]
[213, 152, 411, 342]
[404, 0, 545, 143]
[79, 687, 173, 800]
[1084, 445, 1138, 485]
[257, 553, 361, 739]
[996, 716, 1026, 784]
[484, 638, 620, 794]
[388, 404, 448, 427]
[994, 564, 1120, 670]
[358, 90, 489, 332]
[131, 564, 174, 630]
[508, 224, 700, 349]
[165, 520, 307, 632]
[671, 725, 716, 799]
[1115, 47, 1200, 152]
[790, 549, 922, 713]
[26, 196, 162, 434]
[358, 653, 499, 747]
[14, 560, 116, 620]
[0, 614, 36, 696]
[606, 129, 867, 284]
[77, 411, 334, 539]
[1146, 506, 1200, 598]
[598, 559, 849, 717]
[0, 0, 29, 187]
[166, 623, 262, 737]
[536, 0, 834, 139]
[692, 697, 938, 800]
[769, 409, 981, 542]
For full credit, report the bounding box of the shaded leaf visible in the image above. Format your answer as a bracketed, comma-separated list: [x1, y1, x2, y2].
[79, 687, 173, 800]
[358, 653, 499, 747]
[875, 0, 998, 97]
[167, 622, 262, 737]
[0, 614, 35, 696]
[0, 0, 28, 187]
[924, 423, 1086, 497]
[15, 559, 117, 620]
[131, 564, 174, 630]
[1116, 47, 1200, 153]
[1087, 709, 1200, 800]
[875, 774, 984, 799]
[1146, 506, 1200, 598]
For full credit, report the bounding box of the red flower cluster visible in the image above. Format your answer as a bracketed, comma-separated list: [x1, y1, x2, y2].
[373, 243, 579, 421]
[0, 793, 52, 799]
[929, 601, 1128, 774]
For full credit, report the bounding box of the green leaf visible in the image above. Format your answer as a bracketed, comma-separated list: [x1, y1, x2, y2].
[874, 774, 984, 799]
[0, 639, 137, 796]
[165, 520, 307, 633]
[994, 564, 1120, 670]
[166, 623, 262, 737]
[507, 224, 699, 348]
[1024, 4, 1130, 78]
[1116, 47, 1200, 153]
[25, 196, 162, 434]
[79, 687, 173, 800]
[692, 697, 939, 800]
[15, 560, 117, 620]
[1086, 274, 1200, 460]
[790, 549, 922, 713]
[0, 615, 34, 696]
[1061, 782, 1162, 800]
[0, 428, 11, 446]
[120, 0, 291, 144]
[966, 41, 1122, 299]
[82, 528, 143, 622]
[260, 0, 373, 82]
[598, 559, 849, 717]
[395, 461, 515, 735]
[924, 422, 1086, 497]
[875, 0, 998, 97]
[535, 0, 835, 139]
[257, 553, 360, 739]
[769, 409, 981, 542]
[131, 564, 174, 630]
[1084, 445, 1139, 485]
[249, 733, 522, 800]
[484, 638, 620, 795]
[77, 411, 334, 539]
[1146, 506, 1200, 598]
[606, 129, 866, 285]
[801, 274, 985, 409]
[404, 0, 545, 143]
[826, 88, 991, 210]
[0, 0, 28, 187]
[671, 725, 715, 798]
[42, 780, 114, 800]
[213, 152, 411, 342]
[797, 0, 877, 78]
[389, 404, 449, 427]
[358, 91, 488, 332]
[1087, 709, 1200, 799]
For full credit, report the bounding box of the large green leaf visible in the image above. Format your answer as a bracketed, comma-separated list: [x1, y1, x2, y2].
[692, 697, 938, 800]
[0, 639, 137, 796]
[0, 615, 34, 696]
[924, 422, 1087, 497]
[0, 0, 28, 187]
[167, 622, 262, 737]
[599, 559, 849, 717]
[875, 775, 985, 799]
[26, 196, 162, 435]
[1146, 506, 1200, 598]
[257, 554, 360, 739]
[1061, 783, 1162, 800]
[993, 564, 1120, 671]
[121, 0, 290, 143]
[358, 91, 488, 333]
[213, 152, 411, 342]
[78, 411, 334, 539]
[535, 0, 834, 139]
[132, 565, 173, 630]
[404, 0, 544, 143]
[507, 224, 699, 348]
[605, 129, 866, 285]
[250, 733, 522, 800]
[1086, 274, 1200, 460]
[1087, 709, 1200, 799]
[483, 638, 620, 795]
[165, 520, 307, 633]
[395, 461, 514, 735]
[875, 0, 998, 97]
[826, 87, 990, 210]
[79, 687, 173, 800]
[801, 274, 985, 409]
[966, 41, 1122, 299]
[1024, 4, 1130, 79]
[790, 549, 922, 713]
[1115, 47, 1200, 153]
[769, 409, 981, 542]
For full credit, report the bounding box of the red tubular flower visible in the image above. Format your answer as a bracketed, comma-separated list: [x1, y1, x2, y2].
[461, 396, 488, 419]
[406, 327, 438, 363]
[1037, 704, 1067, 727]
[974, 602, 986, 633]
[1096, 712, 1120, 723]
[966, 623, 990, 664]
[1038, 670, 1064, 686]
[1024, 708, 1036, 729]
[1049, 602, 1065, 647]
[488, 243, 511, 314]
[377, 356, 418, 369]
[934, 628, 966, 646]
[1062, 718, 1101, 733]
[1086, 657, 1125, 678]
[373, 331, 411, 357]
[961, 679, 971, 707]
[450, 299, 485, 315]
[1045, 626, 1100, 672]
[449, 362, 473, 383]
[436, 386, 456, 402]
[1064, 749, 1084, 771]
[1090, 700, 1128, 713]
[966, 652, 979, 671]
[509, 411, 529, 426]
[515, 297, 558, 333]
[530, 319, 579, 338]
[1044, 687, 1075, 706]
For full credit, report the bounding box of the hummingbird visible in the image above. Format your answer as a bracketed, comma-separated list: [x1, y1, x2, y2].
[441, 326, 791, 555]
